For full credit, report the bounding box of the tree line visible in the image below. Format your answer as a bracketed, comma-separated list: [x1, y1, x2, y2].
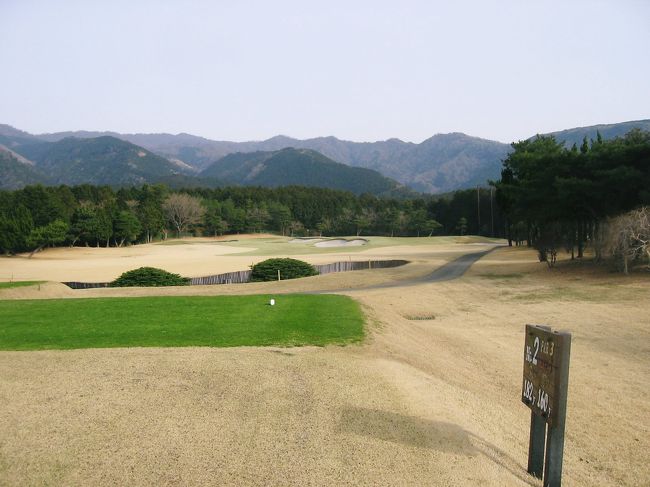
[0, 183, 505, 255]
[493, 129, 650, 271]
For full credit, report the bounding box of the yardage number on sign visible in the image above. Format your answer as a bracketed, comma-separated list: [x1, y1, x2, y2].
[521, 325, 568, 426]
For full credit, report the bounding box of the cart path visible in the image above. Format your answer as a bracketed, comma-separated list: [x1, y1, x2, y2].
[316, 245, 504, 293]
[369, 246, 501, 288]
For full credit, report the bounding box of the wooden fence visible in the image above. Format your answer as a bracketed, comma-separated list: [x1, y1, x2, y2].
[190, 270, 252, 285]
[62, 281, 110, 289]
[314, 259, 408, 275]
[63, 260, 409, 289]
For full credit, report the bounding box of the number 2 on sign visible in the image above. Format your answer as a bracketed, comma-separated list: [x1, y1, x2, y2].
[532, 336, 539, 365]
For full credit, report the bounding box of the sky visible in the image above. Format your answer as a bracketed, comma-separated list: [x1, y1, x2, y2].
[1, 0, 649, 144]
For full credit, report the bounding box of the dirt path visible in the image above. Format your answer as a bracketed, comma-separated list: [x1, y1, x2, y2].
[1, 244, 648, 486]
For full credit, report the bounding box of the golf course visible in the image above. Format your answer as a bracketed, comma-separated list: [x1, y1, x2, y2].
[0, 235, 648, 486]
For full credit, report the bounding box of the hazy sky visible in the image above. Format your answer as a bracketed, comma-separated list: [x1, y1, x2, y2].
[1, 0, 649, 143]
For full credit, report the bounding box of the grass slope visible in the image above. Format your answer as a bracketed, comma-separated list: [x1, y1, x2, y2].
[0, 294, 364, 350]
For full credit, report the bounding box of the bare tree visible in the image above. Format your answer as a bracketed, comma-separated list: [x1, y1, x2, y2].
[604, 206, 650, 274]
[246, 206, 270, 233]
[289, 220, 304, 237]
[163, 194, 205, 237]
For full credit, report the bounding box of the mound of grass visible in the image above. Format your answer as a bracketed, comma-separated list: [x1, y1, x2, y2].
[110, 267, 190, 287]
[478, 273, 524, 280]
[403, 313, 436, 321]
[250, 258, 318, 282]
[0, 294, 364, 350]
[0, 281, 45, 289]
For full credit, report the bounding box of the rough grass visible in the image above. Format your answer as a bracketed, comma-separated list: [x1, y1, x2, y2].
[0, 281, 45, 289]
[0, 294, 364, 351]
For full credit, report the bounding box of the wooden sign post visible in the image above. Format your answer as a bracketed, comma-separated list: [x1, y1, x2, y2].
[522, 324, 571, 487]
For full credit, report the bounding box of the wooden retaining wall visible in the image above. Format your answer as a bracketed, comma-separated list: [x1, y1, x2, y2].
[62, 260, 409, 289]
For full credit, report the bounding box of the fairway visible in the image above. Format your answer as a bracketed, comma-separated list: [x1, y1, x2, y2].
[0, 294, 364, 350]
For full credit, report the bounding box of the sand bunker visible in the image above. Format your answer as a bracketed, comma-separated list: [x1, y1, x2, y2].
[314, 238, 368, 248]
[289, 237, 369, 247]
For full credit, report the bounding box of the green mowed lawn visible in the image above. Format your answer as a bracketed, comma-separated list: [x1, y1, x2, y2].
[0, 281, 45, 289]
[0, 295, 364, 351]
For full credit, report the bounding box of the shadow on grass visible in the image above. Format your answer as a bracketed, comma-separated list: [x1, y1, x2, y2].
[338, 407, 539, 486]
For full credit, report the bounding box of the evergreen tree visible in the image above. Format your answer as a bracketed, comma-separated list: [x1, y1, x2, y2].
[268, 202, 292, 236]
[27, 220, 69, 256]
[114, 211, 142, 246]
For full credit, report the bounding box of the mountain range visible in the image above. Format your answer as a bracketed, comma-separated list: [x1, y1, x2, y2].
[25, 129, 511, 193]
[1, 119, 648, 193]
[0, 129, 408, 195]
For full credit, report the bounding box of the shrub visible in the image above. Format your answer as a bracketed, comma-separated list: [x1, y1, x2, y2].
[110, 267, 190, 287]
[250, 258, 318, 282]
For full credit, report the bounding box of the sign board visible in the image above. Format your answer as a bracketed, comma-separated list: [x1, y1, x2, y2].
[521, 324, 569, 427]
[522, 324, 571, 486]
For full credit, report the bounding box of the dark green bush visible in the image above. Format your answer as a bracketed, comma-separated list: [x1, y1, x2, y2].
[110, 267, 190, 287]
[250, 258, 318, 282]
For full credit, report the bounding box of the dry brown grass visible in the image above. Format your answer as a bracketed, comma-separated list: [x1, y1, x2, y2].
[0, 240, 648, 486]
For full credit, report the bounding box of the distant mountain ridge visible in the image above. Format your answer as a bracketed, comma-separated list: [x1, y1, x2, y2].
[27, 127, 512, 192]
[0, 130, 406, 195]
[201, 147, 410, 196]
[543, 119, 650, 147]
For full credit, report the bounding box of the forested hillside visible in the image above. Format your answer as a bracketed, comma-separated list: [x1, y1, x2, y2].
[201, 148, 410, 196]
[6, 136, 184, 186]
[0, 148, 49, 189]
